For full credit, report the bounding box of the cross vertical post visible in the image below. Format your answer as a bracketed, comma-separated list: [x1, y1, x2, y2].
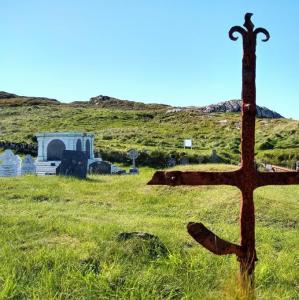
[229, 12, 268, 278]
[148, 13, 299, 285]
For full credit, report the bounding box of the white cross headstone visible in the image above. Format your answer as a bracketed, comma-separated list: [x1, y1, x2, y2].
[21, 155, 36, 175]
[127, 149, 139, 174]
[128, 149, 139, 169]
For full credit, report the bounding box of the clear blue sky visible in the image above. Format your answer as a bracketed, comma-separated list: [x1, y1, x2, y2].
[0, 1, 298, 119]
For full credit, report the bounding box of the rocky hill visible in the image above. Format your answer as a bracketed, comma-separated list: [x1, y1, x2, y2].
[197, 100, 283, 118]
[0, 91, 284, 118]
[88, 96, 283, 118]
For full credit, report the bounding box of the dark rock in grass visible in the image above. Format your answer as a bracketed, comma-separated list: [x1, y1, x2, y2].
[80, 257, 101, 275]
[117, 231, 168, 258]
[32, 195, 49, 202]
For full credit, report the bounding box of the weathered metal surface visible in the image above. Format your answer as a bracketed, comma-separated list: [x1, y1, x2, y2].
[149, 169, 299, 188]
[187, 222, 245, 257]
[269, 164, 297, 172]
[148, 13, 299, 283]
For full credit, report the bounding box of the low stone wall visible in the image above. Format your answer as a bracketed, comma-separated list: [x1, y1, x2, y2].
[97, 149, 229, 168]
[0, 141, 37, 156]
[0, 140, 231, 168]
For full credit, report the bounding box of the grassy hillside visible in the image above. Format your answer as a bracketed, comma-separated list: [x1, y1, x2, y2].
[0, 165, 298, 299]
[0, 104, 298, 167]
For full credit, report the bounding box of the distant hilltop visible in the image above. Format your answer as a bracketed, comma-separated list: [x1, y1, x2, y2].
[0, 91, 283, 118]
[0, 91, 59, 105]
[87, 95, 170, 110]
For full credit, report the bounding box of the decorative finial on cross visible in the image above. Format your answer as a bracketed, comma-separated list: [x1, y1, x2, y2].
[244, 13, 254, 31]
[148, 13, 299, 287]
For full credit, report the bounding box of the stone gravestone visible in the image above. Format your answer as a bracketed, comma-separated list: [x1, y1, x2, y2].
[89, 161, 112, 174]
[265, 164, 273, 172]
[180, 157, 189, 165]
[167, 158, 176, 167]
[56, 150, 88, 179]
[128, 149, 139, 174]
[21, 155, 36, 175]
[15, 155, 22, 176]
[210, 149, 220, 163]
[296, 161, 299, 172]
[0, 149, 20, 177]
[197, 156, 205, 163]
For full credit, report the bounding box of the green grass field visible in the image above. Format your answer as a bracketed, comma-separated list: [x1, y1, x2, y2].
[0, 105, 298, 166]
[0, 165, 298, 299]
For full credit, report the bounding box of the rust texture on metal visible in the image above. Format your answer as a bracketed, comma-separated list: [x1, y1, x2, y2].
[148, 13, 299, 281]
[269, 165, 297, 172]
[187, 222, 245, 257]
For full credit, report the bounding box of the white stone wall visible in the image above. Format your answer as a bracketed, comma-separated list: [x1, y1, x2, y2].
[36, 132, 95, 161]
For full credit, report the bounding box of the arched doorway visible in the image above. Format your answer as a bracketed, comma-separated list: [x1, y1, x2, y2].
[76, 139, 82, 151]
[47, 139, 66, 161]
[86, 139, 90, 159]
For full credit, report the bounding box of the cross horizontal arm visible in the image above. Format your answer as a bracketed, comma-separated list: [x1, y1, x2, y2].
[187, 222, 245, 257]
[148, 170, 242, 188]
[257, 171, 299, 187]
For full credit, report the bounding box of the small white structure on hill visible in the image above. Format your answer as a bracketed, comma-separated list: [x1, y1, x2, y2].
[35, 132, 100, 175]
[183, 139, 192, 149]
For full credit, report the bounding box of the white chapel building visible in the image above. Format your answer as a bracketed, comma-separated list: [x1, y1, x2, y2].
[35, 132, 100, 175]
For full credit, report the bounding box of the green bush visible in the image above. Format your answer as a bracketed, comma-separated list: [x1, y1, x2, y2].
[258, 141, 274, 150]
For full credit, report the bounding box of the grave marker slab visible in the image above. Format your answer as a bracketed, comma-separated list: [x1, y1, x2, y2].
[21, 155, 36, 175]
[128, 149, 139, 174]
[0, 149, 19, 177]
[180, 157, 189, 165]
[89, 161, 112, 174]
[56, 150, 88, 179]
[167, 158, 176, 167]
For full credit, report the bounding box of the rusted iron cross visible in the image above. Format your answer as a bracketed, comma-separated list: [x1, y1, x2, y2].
[148, 13, 299, 282]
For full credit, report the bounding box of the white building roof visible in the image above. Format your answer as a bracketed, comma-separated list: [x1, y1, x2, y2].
[35, 132, 94, 138]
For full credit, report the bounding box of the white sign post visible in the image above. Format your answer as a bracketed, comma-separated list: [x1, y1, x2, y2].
[183, 139, 192, 149]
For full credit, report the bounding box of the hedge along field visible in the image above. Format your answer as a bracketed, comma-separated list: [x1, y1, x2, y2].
[0, 105, 298, 167]
[0, 165, 298, 299]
